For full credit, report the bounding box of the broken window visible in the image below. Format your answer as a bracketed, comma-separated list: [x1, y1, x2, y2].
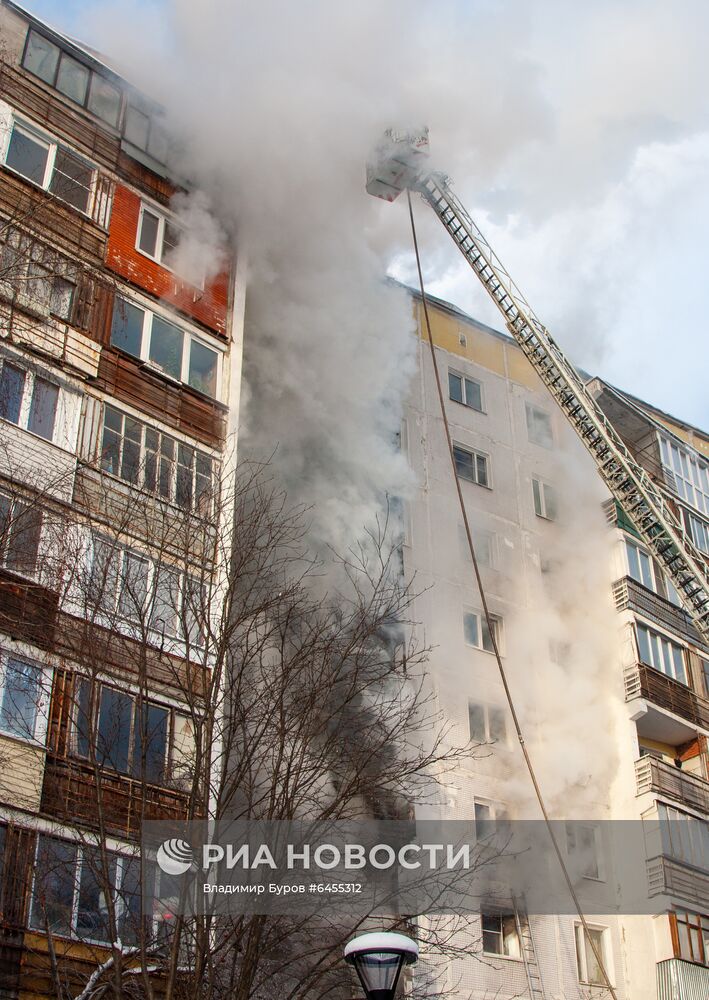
[532, 477, 557, 520]
[481, 912, 521, 958]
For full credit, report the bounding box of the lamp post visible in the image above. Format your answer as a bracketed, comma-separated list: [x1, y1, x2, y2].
[344, 932, 419, 1000]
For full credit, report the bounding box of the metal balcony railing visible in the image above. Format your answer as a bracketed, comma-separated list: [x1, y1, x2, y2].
[613, 576, 704, 648]
[624, 663, 709, 732]
[647, 855, 709, 909]
[636, 756, 709, 814]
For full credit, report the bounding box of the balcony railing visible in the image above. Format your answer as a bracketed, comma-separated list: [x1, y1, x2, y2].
[636, 756, 709, 814]
[613, 576, 704, 648]
[625, 663, 709, 732]
[647, 856, 709, 909]
[657, 958, 709, 1000]
[41, 755, 193, 838]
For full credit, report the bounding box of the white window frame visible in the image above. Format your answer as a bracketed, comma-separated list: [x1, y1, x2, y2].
[480, 910, 521, 959]
[574, 923, 612, 988]
[686, 510, 709, 555]
[635, 620, 687, 685]
[87, 534, 207, 650]
[624, 536, 682, 607]
[99, 401, 217, 514]
[468, 700, 508, 747]
[660, 434, 709, 516]
[453, 443, 491, 488]
[448, 369, 484, 412]
[0, 490, 44, 579]
[525, 402, 554, 448]
[0, 355, 61, 444]
[0, 648, 51, 745]
[463, 609, 502, 654]
[110, 295, 222, 399]
[0, 226, 77, 321]
[1, 114, 96, 216]
[29, 835, 154, 946]
[532, 477, 556, 520]
[136, 201, 206, 289]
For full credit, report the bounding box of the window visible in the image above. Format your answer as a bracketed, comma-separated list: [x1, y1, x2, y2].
[110, 297, 219, 398]
[137, 203, 190, 277]
[468, 701, 507, 745]
[625, 539, 654, 589]
[88, 535, 207, 646]
[532, 478, 557, 520]
[575, 924, 609, 987]
[1, 228, 77, 321]
[659, 804, 709, 870]
[0, 358, 59, 442]
[23, 30, 122, 128]
[566, 823, 602, 880]
[625, 538, 682, 606]
[481, 913, 520, 958]
[525, 403, 553, 448]
[463, 611, 501, 653]
[448, 371, 483, 412]
[0, 494, 42, 575]
[123, 99, 169, 164]
[459, 524, 496, 568]
[636, 623, 687, 685]
[30, 834, 151, 944]
[453, 444, 489, 487]
[0, 655, 43, 740]
[674, 909, 709, 966]
[100, 404, 215, 512]
[660, 435, 709, 516]
[686, 511, 709, 555]
[75, 680, 169, 784]
[702, 660, 709, 698]
[4, 119, 94, 214]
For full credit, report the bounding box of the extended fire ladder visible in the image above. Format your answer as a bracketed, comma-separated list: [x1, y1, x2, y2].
[515, 904, 547, 1000]
[366, 131, 709, 644]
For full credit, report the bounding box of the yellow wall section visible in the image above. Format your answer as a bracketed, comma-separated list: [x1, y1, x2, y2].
[0, 737, 45, 811]
[417, 299, 708, 452]
[417, 300, 546, 390]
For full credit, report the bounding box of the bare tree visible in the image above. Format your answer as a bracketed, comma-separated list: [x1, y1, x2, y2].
[0, 430, 498, 1000]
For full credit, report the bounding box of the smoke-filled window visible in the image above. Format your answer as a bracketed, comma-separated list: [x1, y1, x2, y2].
[453, 444, 489, 488]
[463, 610, 501, 653]
[525, 402, 553, 448]
[468, 701, 507, 745]
[481, 912, 520, 957]
[532, 477, 556, 520]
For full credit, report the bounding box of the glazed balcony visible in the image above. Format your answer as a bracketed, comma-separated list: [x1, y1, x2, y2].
[635, 756, 709, 815]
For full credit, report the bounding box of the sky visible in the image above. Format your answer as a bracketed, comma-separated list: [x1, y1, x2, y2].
[20, 0, 709, 431]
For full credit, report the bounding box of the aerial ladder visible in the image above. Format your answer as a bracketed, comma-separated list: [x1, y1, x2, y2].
[367, 129, 709, 645]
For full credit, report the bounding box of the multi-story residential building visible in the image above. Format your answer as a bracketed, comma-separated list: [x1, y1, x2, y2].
[402, 286, 709, 1000]
[0, 2, 244, 996]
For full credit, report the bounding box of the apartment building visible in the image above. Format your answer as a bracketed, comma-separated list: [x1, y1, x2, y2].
[0, 2, 243, 996]
[402, 287, 709, 1000]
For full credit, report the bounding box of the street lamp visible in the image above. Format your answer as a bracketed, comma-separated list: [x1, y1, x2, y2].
[344, 932, 419, 1000]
